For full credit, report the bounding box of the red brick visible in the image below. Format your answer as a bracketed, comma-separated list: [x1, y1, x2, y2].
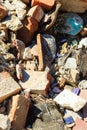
[0, 5, 8, 20]
[19, 70, 52, 96]
[79, 89, 87, 101]
[17, 16, 38, 44]
[9, 95, 30, 130]
[73, 118, 87, 130]
[27, 5, 44, 22]
[31, 0, 56, 11]
[0, 71, 21, 103]
[21, 0, 30, 3]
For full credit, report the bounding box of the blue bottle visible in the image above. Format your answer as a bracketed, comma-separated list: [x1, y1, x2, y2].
[56, 13, 83, 36]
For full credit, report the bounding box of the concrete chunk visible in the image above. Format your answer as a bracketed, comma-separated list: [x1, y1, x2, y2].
[0, 71, 21, 103]
[0, 114, 11, 130]
[54, 89, 86, 112]
[9, 94, 30, 130]
[19, 70, 51, 95]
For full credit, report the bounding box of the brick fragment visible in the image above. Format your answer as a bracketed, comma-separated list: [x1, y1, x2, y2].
[0, 5, 8, 20]
[19, 70, 52, 95]
[17, 16, 38, 44]
[9, 94, 30, 130]
[73, 118, 87, 130]
[37, 34, 44, 71]
[27, 5, 44, 22]
[31, 0, 55, 11]
[0, 71, 21, 103]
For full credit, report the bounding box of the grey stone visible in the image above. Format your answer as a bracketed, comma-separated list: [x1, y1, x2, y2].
[33, 119, 64, 130]
[54, 89, 86, 112]
[78, 38, 87, 49]
[0, 114, 11, 130]
[65, 58, 77, 69]
[78, 80, 87, 89]
[3, 15, 23, 31]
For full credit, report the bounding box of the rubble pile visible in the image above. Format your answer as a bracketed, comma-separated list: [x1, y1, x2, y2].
[0, 0, 87, 130]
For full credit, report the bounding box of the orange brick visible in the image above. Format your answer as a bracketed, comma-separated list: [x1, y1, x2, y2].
[0, 71, 21, 103]
[73, 118, 87, 130]
[0, 5, 8, 20]
[31, 0, 56, 11]
[9, 95, 30, 130]
[37, 33, 44, 71]
[17, 16, 38, 44]
[27, 5, 44, 22]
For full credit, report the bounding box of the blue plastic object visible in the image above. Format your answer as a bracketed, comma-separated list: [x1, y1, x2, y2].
[56, 13, 83, 36]
[64, 116, 74, 124]
[73, 88, 80, 95]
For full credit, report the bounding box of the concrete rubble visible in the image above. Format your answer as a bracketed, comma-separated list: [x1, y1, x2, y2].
[0, 0, 87, 130]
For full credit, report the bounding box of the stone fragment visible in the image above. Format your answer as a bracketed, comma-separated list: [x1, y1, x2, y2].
[23, 47, 33, 60]
[70, 69, 79, 83]
[33, 119, 64, 130]
[19, 70, 52, 95]
[24, 61, 37, 70]
[27, 5, 44, 22]
[3, 15, 23, 31]
[73, 118, 87, 130]
[0, 114, 11, 130]
[4, 0, 27, 11]
[16, 8, 27, 20]
[16, 64, 23, 80]
[65, 58, 77, 69]
[78, 37, 87, 48]
[54, 89, 86, 112]
[17, 16, 38, 44]
[31, 0, 56, 11]
[78, 80, 87, 89]
[0, 24, 8, 41]
[80, 27, 87, 36]
[0, 5, 8, 20]
[9, 94, 30, 130]
[12, 39, 25, 59]
[60, 0, 87, 13]
[32, 101, 64, 130]
[30, 44, 38, 57]
[0, 71, 21, 103]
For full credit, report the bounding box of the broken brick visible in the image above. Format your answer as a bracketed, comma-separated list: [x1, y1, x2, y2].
[17, 16, 38, 44]
[73, 118, 87, 130]
[0, 71, 21, 103]
[37, 33, 44, 71]
[0, 5, 8, 20]
[19, 70, 52, 95]
[27, 5, 44, 22]
[9, 94, 30, 130]
[31, 0, 56, 11]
